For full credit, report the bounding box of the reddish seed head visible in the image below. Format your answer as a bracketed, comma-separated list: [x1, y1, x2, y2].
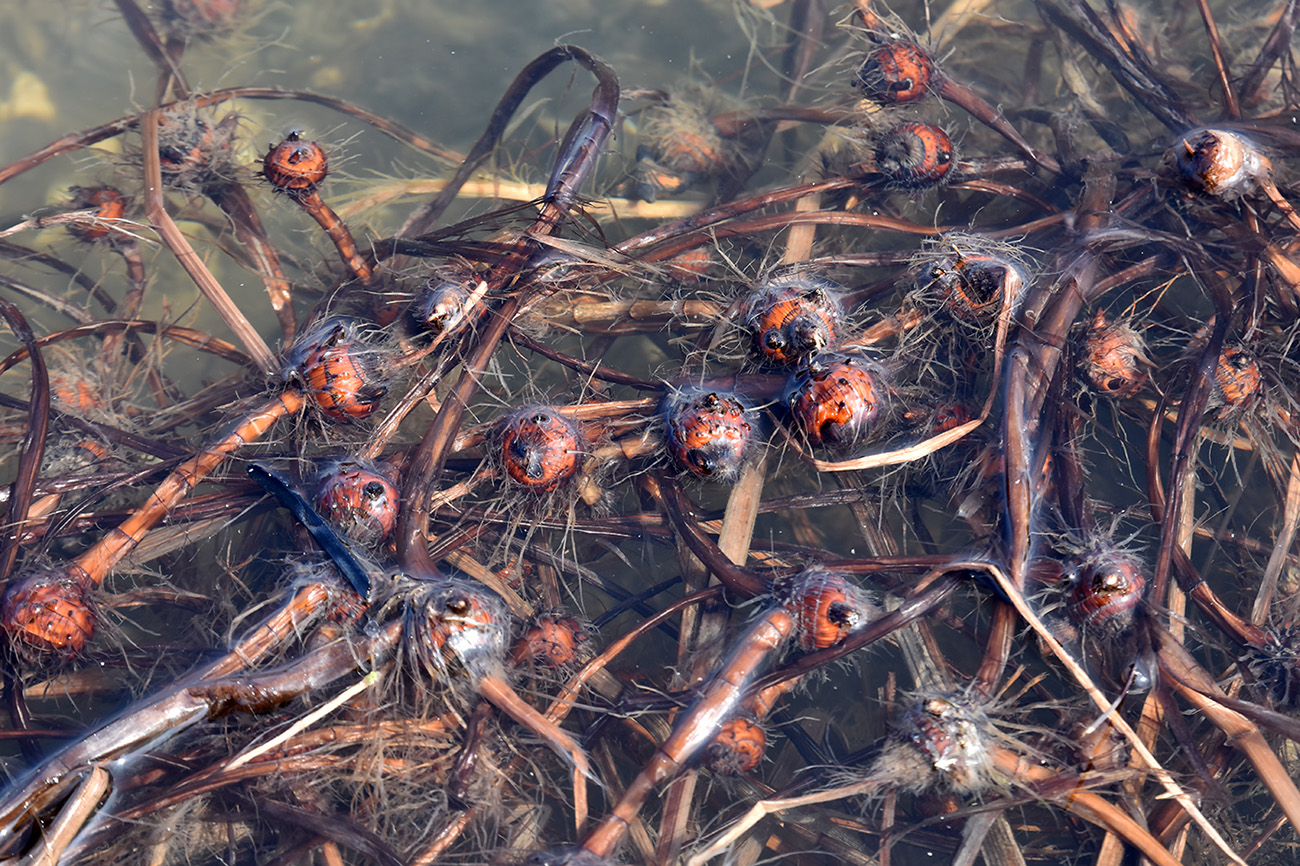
[1084, 310, 1150, 398]
[155, 108, 237, 185]
[1174, 128, 1264, 198]
[633, 98, 727, 201]
[499, 408, 582, 492]
[874, 121, 954, 189]
[704, 716, 767, 775]
[409, 580, 509, 684]
[786, 353, 887, 448]
[512, 612, 593, 668]
[290, 320, 388, 422]
[890, 695, 993, 795]
[410, 274, 473, 336]
[854, 41, 935, 104]
[784, 569, 877, 651]
[663, 389, 756, 482]
[262, 131, 328, 195]
[164, 0, 253, 35]
[663, 248, 713, 282]
[1067, 549, 1146, 638]
[633, 157, 695, 202]
[51, 374, 103, 414]
[930, 402, 973, 435]
[300, 343, 387, 421]
[311, 460, 400, 544]
[66, 186, 128, 242]
[1, 567, 96, 657]
[647, 113, 724, 175]
[923, 252, 1013, 322]
[1213, 346, 1261, 411]
[72, 439, 110, 464]
[744, 278, 842, 366]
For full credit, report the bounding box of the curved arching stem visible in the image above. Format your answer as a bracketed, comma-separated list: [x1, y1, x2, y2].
[0, 300, 49, 586]
[397, 46, 620, 574]
[397, 45, 620, 239]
